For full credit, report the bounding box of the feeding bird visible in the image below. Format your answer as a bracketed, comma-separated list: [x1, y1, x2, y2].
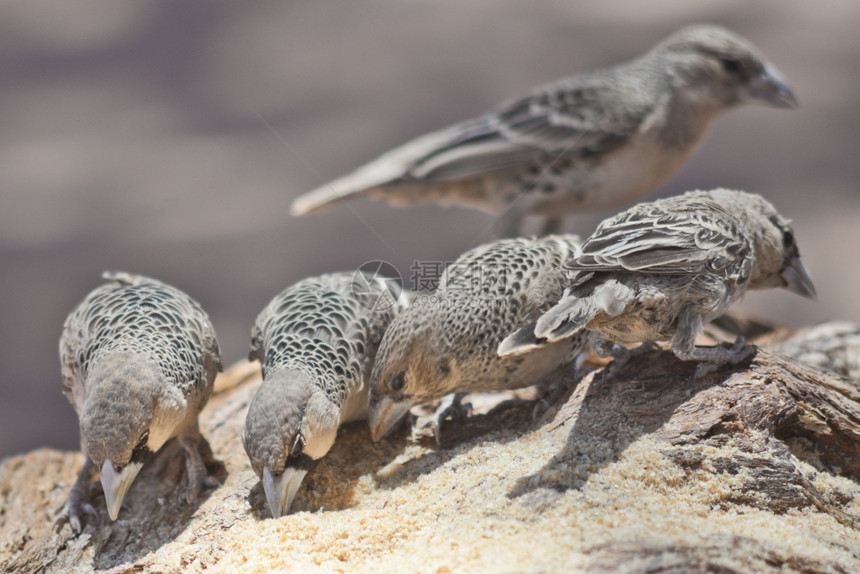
[499, 189, 816, 378]
[243, 272, 408, 518]
[291, 25, 797, 236]
[59, 272, 221, 532]
[368, 235, 587, 443]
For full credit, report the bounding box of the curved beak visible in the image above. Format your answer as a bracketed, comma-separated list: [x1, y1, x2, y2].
[368, 397, 412, 441]
[781, 256, 817, 300]
[100, 460, 143, 521]
[741, 63, 798, 109]
[262, 466, 308, 518]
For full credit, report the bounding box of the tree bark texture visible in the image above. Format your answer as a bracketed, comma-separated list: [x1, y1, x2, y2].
[1, 320, 858, 573]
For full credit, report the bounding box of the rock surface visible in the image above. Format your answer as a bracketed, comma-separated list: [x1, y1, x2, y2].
[1, 321, 859, 573]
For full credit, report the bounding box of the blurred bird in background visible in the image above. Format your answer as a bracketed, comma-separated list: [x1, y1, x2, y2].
[291, 25, 797, 236]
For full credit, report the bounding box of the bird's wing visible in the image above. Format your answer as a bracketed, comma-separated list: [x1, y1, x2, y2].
[59, 308, 89, 413]
[290, 75, 653, 215]
[566, 199, 751, 279]
[407, 78, 652, 182]
[249, 317, 266, 363]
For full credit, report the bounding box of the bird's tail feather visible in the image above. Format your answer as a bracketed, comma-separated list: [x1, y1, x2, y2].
[497, 321, 542, 357]
[498, 295, 601, 357]
[290, 127, 464, 216]
[533, 296, 601, 343]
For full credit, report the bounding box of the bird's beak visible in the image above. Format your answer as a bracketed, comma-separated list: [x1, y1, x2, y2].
[262, 466, 308, 518]
[100, 460, 143, 521]
[781, 256, 817, 300]
[740, 63, 798, 109]
[368, 397, 412, 442]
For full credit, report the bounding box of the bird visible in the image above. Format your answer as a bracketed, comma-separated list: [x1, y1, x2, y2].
[290, 25, 798, 236]
[58, 272, 222, 533]
[499, 189, 817, 379]
[368, 235, 587, 443]
[243, 272, 409, 518]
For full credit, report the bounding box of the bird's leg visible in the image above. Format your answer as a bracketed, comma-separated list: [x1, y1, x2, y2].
[531, 354, 588, 420]
[177, 424, 219, 504]
[56, 457, 98, 534]
[593, 333, 659, 378]
[431, 392, 471, 447]
[593, 336, 627, 381]
[539, 216, 563, 236]
[672, 308, 755, 381]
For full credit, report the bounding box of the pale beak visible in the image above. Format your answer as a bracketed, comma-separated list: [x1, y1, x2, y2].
[263, 466, 308, 518]
[740, 63, 798, 109]
[368, 397, 412, 442]
[781, 256, 817, 300]
[100, 460, 143, 521]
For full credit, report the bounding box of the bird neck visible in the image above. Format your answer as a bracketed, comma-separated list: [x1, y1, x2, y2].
[659, 94, 721, 151]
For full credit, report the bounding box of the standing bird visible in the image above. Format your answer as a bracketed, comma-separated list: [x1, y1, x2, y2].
[368, 235, 587, 443]
[291, 25, 797, 236]
[499, 189, 817, 378]
[59, 272, 221, 532]
[243, 272, 408, 518]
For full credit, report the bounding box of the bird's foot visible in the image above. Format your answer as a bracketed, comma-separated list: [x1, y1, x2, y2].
[431, 393, 471, 447]
[531, 361, 590, 420]
[690, 337, 755, 383]
[178, 435, 219, 504]
[55, 499, 97, 535]
[595, 339, 659, 380]
[55, 459, 97, 534]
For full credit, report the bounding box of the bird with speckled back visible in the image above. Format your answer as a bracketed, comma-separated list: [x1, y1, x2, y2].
[57, 272, 222, 533]
[499, 189, 816, 378]
[243, 272, 410, 517]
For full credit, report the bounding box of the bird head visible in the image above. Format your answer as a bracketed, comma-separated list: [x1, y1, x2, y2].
[80, 352, 183, 520]
[243, 368, 340, 518]
[714, 189, 816, 300]
[655, 24, 797, 111]
[367, 309, 454, 441]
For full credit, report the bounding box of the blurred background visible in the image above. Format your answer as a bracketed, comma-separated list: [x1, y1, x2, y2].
[1, 1, 858, 458]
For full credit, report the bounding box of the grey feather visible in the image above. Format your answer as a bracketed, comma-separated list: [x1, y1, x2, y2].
[500, 189, 815, 374]
[291, 25, 796, 234]
[58, 272, 221, 529]
[368, 235, 588, 440]
[243, 272, 408, 515]
[60, 272, 221, 443]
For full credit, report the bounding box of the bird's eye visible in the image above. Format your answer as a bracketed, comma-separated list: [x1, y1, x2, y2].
[720, 57, 741, 73]
[782, 229, 795, 248]
[136, 430, 149, 449]
[388, 372, 405, 392]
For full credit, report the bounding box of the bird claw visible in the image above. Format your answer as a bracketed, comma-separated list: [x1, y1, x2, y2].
[180, 469, 219, 504]
[691, 337, 755, 383]
[596, 340, 660, 381]
[178, 435, 217, 504]
[55, 500, 96, 535]
[691, 361, 718, 383]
